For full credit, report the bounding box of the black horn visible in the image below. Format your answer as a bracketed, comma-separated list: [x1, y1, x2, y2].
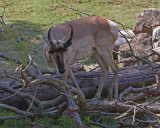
[48, 26, 56, 49]
[62, 25, 73, 49]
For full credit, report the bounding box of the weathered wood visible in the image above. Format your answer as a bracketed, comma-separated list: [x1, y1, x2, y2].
[67, 62, 160, 97]
[1, 62, 160, 107]
[118, 33, 152, 68]
[133, 8, 160, 35]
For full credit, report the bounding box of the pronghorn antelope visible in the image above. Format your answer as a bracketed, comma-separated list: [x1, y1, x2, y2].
[43, 15, 119, 100]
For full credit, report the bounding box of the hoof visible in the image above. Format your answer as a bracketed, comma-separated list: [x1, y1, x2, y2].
[92, 95, 100, 100]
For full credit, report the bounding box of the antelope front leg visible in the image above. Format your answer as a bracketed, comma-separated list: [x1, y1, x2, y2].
[68, 66, 85, 98]
[61, 62, 69, 90]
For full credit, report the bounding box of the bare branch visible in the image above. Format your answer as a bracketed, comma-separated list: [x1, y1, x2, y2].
[4, 70, 23, 84]
[0, 104, 36, 118]
[71, 112, 87, 128]
[28, 55, 43, 76]
[87, 111, 120, 116]
[27, 86, 38, 111]
[0, 83, 40, 107]
[19, 65, 30, 86]
[119, 84, 158, 101]
[129, 101, 160, 120]
[0, 87, 23, 101]
[56, 0, 90, 16]
[0, 116, 25, 122]
[0, 4, 7, 26]
[89, 121, 119, 128]
[118, 30, 133, 53]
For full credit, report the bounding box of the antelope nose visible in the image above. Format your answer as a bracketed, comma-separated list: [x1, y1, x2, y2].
[59, 68, 65, 74]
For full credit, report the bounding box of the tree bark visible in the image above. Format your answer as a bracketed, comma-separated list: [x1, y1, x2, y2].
[1, 62, 160, 107]
[67, 62, 160, 97]
[133, 8, 160, 35]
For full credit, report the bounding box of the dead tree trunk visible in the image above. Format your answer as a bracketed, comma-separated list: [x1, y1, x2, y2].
[1, 62, 160, 107]
[66, 62, 160, 97]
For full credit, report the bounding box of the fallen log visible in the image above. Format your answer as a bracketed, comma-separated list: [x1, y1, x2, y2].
[1, 62, 160, 107]
[66, 62, 160, 97]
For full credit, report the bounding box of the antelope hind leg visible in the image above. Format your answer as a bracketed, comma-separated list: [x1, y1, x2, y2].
[108, 71, 118, 100]
[95, 47, 119, 100]
[92, 52, 109, 100]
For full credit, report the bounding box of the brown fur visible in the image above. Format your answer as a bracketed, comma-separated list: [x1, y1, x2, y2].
[43, 15, 119, 99]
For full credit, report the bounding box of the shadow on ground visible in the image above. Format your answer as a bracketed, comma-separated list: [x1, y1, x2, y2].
[12, 20, 45, 41]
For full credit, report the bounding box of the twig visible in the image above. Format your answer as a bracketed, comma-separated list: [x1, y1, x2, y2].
[28, 55, 43, 76]
[129, 101, 160, 120]
[115, 106, 134, 120]
[71, 112, 87, 128]
[0, 116, 25, 121]
[23, 55, 34, 72]
[87, 111, 120, 116]
[61, 92, 79, 112]
[0, 52, 39, 79]
[0, 87, 23, 101]
[53, 102, 67, 119]
[117, 47, 152, 68]
[0, 104, 36, 118]
[96, 115, 103, 123]
[27, 86, 38, 111]
[88, 121, 116, 128]
[132, 106, 136, 125]
[19, 65, 30, 86]
[89, 65, 100, 71]
[0, 103, 61, 120]
[119, 85, 157, 101]
[76, 12, 83, 18]
[4, 70, 23, 84]
[27, 75, 85, 103]
[61, 91, 86, 127]
[40, 95, 65, 110]
[0, 4, 7, 26]
[0, 82, 40, 107]
[135, 118, 158, 127]
[125, 51, 152, 67]
[145, 96, 160, 107]
[118, 30, 133, 53]
[56, 0, 90, 16]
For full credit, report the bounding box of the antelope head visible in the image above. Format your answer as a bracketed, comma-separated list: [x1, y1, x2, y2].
[43, 25, 73, 74]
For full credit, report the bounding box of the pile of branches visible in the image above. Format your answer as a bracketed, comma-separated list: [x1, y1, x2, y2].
[1, 4, 160, 128]
[1, 52, 160, 128]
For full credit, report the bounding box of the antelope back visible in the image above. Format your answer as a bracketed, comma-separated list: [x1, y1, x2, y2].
[43, 15, 119, 73]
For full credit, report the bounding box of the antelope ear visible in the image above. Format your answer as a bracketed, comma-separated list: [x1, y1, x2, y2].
[42, 34, 48, 42]
[42, 34, 50, 46]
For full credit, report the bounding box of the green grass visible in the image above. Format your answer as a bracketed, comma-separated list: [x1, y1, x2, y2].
[0, 0, 160, 72]
[0, 108, 118, 128]
[0, 109, 24, 128]
[0, 0, 160, 127]
[0, 108, 75, 128]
